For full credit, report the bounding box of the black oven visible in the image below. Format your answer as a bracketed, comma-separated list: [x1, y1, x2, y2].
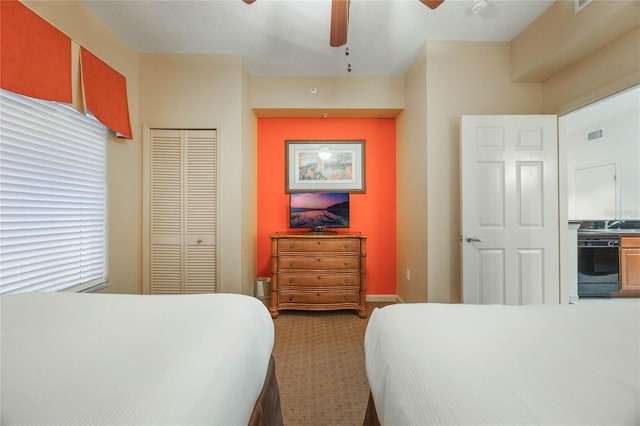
[577, 235, 620, 297]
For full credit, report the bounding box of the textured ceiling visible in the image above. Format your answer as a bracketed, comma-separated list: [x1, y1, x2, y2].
[83, 0, 555, 76]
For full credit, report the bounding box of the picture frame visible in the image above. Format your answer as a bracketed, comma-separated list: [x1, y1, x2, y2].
[285, 140, 365, 193]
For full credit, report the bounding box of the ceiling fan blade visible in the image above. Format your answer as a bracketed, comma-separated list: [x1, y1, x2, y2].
[330, 0, 349, 47]
[419, 0, 444, 9]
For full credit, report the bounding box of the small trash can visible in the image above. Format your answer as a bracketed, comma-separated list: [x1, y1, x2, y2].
[254, 277, 271, 308]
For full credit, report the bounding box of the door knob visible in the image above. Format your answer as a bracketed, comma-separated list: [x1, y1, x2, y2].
[465, 235, 485, 243]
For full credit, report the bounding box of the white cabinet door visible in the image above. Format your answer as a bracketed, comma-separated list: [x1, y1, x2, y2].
[573, 162, 617, 219]
[461, 115, 559, 304]
[146, 129, 217, 294]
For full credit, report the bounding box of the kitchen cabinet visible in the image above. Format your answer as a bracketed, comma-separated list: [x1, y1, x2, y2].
[620, 236, 640, 292]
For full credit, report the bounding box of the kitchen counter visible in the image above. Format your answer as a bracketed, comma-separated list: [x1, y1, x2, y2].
[578, 229, 640, 235]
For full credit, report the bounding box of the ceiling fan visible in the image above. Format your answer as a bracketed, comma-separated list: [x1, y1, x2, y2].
[242, 0, 445, 48]
[330, 0, 444, 47]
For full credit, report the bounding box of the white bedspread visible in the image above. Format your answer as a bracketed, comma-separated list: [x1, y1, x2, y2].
[365, 303, 640, 425]
[1, 292, 274, 425]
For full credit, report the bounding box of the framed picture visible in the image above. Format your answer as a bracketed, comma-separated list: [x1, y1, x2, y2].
[285, 140, 365, 193]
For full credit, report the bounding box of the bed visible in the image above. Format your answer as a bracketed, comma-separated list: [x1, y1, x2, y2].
[1, 292, 283, 426]
[363, 302, 640, 426]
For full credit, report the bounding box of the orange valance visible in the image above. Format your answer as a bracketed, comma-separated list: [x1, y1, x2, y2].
[0, 0, 72, 103]
[80, 48, 132, 139]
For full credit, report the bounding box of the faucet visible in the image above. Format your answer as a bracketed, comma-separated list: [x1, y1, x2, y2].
[604, 219, 624, 230]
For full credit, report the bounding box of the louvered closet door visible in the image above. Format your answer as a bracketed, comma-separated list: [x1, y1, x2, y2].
[149, 129, 217, 294]
[184, 131, 216, 293]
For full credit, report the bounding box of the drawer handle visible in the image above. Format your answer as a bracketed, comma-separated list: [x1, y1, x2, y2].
[317, 293, 321, 297]
[316, 276, 321, 280]
[316, 258, 321, 262]
[288, 278, 294, 284]
[288, 296, 293, 301]
[317, 241, 321, 245]
[344, 296, 348, 301]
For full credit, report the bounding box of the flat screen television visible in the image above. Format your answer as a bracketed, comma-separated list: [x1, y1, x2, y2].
[289, 192, 350, 234]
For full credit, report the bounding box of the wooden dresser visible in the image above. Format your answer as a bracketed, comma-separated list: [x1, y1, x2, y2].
[270, 233, 367, 318]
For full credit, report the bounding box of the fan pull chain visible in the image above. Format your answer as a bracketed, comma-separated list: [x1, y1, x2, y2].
[346, 46, 351, 73]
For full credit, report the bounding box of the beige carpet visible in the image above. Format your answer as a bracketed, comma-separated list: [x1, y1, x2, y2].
[272, 303, 390, 426]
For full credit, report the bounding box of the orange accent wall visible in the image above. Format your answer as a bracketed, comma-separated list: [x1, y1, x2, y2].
[257, 118, 397, 296]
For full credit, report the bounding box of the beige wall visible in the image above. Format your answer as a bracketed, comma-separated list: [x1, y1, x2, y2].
[511, 0, 640, 114]
[241, 62, 258, 296]
[22, 0, 142, 294]
[542, 27, 640, 115]
[396, 47, 428, 303]
[395, 41, 543, 304]
[511, 1, 640, 83]
[139, 54, 255, 295]
[424, 42, 543, 303]
[251, 75, 404, 118]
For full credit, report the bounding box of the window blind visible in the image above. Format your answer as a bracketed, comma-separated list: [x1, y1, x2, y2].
[0, 89, 108, 294]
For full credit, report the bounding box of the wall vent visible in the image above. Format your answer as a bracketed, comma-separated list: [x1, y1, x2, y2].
[575, 0, 593, 13]
[587, 129, 604, 142]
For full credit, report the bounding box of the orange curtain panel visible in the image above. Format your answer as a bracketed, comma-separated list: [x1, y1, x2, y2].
[0, 0, 72, 102]
[80, 48, 132, 139]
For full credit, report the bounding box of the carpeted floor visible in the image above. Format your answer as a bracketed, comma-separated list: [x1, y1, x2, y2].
[272, 302, 391, 426]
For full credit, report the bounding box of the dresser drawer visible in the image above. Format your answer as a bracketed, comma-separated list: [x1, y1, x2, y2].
[278, 290, 359, 305]
[278, 255, 360, 270]
[278, 273, 359, 288]
[278, 238, 360, 253]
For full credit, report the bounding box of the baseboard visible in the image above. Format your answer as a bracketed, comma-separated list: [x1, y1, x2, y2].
[366, 294, 399, 303]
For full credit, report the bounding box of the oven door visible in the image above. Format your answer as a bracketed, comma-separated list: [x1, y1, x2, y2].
[577, 239, 620, 297]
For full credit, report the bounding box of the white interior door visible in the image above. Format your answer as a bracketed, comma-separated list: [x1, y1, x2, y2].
[461, 115, 559, 304]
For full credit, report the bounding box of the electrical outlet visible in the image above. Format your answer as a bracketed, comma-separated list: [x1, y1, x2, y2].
[405, 269, 410, 281]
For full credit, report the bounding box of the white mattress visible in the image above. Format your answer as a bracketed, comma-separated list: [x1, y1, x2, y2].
[1, 292, 274, 425]
[365, 303, 640, 425]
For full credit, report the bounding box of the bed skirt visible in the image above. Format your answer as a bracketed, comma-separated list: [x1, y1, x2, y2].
[249, 355, 284, 426]
[362, 392, 380, 426]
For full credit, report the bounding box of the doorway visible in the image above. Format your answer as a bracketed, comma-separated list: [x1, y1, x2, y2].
[559, 85, 640, 303]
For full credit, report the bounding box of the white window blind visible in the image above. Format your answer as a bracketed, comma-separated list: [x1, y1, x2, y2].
[0, 89, 108, 294]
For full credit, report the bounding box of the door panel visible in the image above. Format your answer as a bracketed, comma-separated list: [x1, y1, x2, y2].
[518, 249, 544, 304]
[479, 249, 505, 304]
[461, 115, 559, 305]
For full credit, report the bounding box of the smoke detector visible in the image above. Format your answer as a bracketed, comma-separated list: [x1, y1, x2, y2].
[469, 0, 489, 15]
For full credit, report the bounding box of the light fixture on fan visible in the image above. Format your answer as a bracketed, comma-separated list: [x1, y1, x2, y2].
[318, 146, 332, 160]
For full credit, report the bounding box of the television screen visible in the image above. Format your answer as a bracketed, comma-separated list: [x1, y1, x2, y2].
[290, 192, 350, 231]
